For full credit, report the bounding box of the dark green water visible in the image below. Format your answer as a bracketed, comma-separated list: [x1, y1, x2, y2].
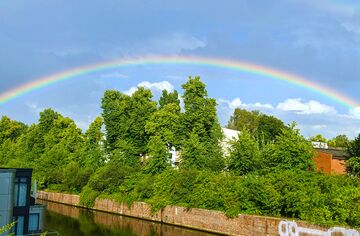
[40, 200, 220, 236]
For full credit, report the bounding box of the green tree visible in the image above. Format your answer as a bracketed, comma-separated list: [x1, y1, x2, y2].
[182, 77, 222, 141]
[181, 76, 224, 170]
[144, 136, 171, 174]
[111, 139, 139, 167]
[145, 103, 181, 148]
[128, 87, 157, 155]
[346, 157, 360, 176]
[79, 117, 105, 168]
[257, 114, 286, 143]
[38, 108, 60, 134]
[101, 88, 156, 156]
[346, 134, 360, 176]
[327, 134, 350, 148]
[310, 134, 327, 143]
[0, 116, 27, 144]
[227, 108, 285, 143]
[180, 132, 207, 170]
[85, 116, 103, 146]
[263, 123, 314, 171]
[348, 133, 360, 157]
[101, 90, 131, 151]
[227, 130, 261, 175]
[159, 90, 180, 108]
[36, 114, 84, 188]
[227, 108, 260, 134]
[62, 161, 93, 192]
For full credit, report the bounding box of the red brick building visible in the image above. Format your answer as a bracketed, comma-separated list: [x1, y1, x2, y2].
[313, 148, 349, 175]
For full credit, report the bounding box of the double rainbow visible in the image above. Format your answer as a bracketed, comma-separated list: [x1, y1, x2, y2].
[0, 55, 358, 109]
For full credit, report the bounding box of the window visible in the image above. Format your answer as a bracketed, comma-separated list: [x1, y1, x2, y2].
[12, 216, 24, 235]
[28, 213, 40, 232]
[14, 177, 28, 207]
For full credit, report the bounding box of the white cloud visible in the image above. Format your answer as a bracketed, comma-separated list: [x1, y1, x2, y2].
[311, 124, 327, 130]
[276, 98, 337, 115]
[217, 98, 274, 127]
[123, 81, 174, 96]
[218, 98, 274, 110]
[25, 102, 45, 114]
[349, 107, 360, 119]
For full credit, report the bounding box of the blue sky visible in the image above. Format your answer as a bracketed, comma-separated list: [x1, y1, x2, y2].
[1, 0, 360, 138]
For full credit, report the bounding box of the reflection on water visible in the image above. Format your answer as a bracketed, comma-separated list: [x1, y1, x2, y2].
[39, 200, 220, 236]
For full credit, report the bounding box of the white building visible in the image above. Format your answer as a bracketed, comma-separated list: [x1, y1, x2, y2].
[169, 127, 240, 166]
[220, 127, 241, 157]
[312, 141, 328, 149]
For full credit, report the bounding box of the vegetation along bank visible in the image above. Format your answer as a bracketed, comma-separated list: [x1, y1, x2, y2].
[1, 76, 360, 228]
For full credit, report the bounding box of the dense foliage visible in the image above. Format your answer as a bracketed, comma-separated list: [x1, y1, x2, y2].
[1, 76, 359, 228]
[346, 134, 360, 177]
[226, 108, 286, 144]
[327, 134, 350, 148]
[94, 169, 360, 227]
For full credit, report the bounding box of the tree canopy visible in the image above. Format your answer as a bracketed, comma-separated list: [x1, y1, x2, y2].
[327, 134, 350, 148]
[226, 108, 286, 144]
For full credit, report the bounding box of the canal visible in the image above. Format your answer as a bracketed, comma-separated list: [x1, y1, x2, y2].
[39, 200, 221, 236]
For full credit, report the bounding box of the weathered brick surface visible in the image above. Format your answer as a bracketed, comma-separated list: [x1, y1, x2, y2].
[331, 159, 346, 174]
[38, 191, 80, 206]
[314, 150, 346, 175]
[38, 191, 358, 236]
[121, 201, 162, 222]
[314, 151, 332, 173]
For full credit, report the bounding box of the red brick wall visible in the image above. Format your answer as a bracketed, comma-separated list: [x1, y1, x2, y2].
[94, 198, 162, 222]
[313, 150, 346, 175]
[314, 151, 332, 174]
[331, 159, 346, 174]
[38, 191, 357, 236]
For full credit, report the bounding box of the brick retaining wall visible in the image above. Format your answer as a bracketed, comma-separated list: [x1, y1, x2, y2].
[37, 191, 352, 236]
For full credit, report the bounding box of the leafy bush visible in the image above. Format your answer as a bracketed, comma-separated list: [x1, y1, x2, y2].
[106, 169, 360, 227]
[347, 157, 360, 176]
[87, 163, 133, 193]
[79, 185, 100, 208]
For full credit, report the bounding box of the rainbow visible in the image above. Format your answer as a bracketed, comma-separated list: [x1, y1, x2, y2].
[0, 55, 358, 109]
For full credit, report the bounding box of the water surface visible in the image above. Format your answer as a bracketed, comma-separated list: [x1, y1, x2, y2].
[40, 200, 221, 236]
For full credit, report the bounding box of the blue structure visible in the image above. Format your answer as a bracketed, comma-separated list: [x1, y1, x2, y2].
[0, 168, 45, 235]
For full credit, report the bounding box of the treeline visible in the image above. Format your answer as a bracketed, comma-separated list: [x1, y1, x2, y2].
[1, 76, 360, 227]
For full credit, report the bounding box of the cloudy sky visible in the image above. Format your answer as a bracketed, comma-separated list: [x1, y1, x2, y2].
[1, 0, 360, 138]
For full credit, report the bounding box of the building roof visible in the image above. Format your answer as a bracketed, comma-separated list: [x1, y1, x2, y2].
[315, 148, 349, 160]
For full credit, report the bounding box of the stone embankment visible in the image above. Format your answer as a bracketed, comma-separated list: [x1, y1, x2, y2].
[37, 191, 351, 236]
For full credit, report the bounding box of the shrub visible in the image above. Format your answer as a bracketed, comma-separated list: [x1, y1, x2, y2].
[79, 185, 99, 208]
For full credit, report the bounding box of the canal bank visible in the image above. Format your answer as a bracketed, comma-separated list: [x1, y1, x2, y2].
[41, 200, 218, 236]
[37, 191, 342, 236]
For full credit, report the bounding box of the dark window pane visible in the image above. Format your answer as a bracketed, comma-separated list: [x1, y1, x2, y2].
[16, 216, 24, 235]
[14, 183, 19, 206]
[18, 183, 27, 206]
[29, 214, 39, 232]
